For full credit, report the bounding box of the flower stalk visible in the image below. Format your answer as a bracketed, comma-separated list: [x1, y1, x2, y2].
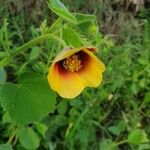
[0, 34, 66, 68]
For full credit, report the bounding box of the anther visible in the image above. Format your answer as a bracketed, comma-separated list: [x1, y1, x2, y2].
[63, 54, 82, 72]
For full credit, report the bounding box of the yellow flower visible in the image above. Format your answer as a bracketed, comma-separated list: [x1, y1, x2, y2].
[47, 47, 105, 99]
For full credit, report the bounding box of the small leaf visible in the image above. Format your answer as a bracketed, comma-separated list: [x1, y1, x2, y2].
[35, 123, 47, 137]
[48, 0, 77, 24]
[57, 101, 68, 114]
[0, 144, 13, 150]
[40, 18, 63, 34]
[29, 46, 41, 60]
[62, 27, 82, 47]
[18, 126, 40, 150]
[99, 139, 118, 150]
[130, 83, 139, 95]
[73, 13, 96, 24]
[77, 21, 99, 39]
[40, 19, 49, 35]
[0, 73, 56, 125]
[128, 129, 149, 145]
[108, 120, 126, 136]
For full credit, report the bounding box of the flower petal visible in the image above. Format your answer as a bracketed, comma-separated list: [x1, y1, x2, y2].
[53, 46, 97, 63]
[86, 47, 97, 52]
[47, 63, 59, 91]
[83, 49, 105, 72]
[48, 63, 84, 99]
[78, 50, 105, 87]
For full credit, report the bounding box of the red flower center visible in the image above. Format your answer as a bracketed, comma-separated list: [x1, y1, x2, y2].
[63, 54, 82, 72]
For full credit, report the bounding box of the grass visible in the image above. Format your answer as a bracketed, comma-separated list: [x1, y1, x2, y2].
[0, 0, 150, 150]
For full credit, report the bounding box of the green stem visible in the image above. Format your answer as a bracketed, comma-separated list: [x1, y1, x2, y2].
[4, 19, 11, 53]
[11, 33, 66, 57]
[2, 41, 10, 56]
[7, 126, 20, 144]
[0, 34, 66, 68]
[112, 139, 128, 147]
[0, 56, 11, 67]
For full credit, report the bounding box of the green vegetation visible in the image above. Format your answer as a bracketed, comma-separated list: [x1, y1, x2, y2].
[0, 0, 150, 149]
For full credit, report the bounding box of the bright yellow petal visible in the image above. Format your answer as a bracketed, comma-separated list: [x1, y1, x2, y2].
[48, 63, 84, 99]
[47, 63, 59, 91]
[58, 72, 84, 99]
[53, 46, 97, 63]
[78, 50, 105, 87]
[83, 49, 105, 72]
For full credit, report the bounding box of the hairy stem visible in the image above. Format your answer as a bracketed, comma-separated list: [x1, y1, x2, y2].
[0, 34, 66, 68]
[11, 34, 66, 56]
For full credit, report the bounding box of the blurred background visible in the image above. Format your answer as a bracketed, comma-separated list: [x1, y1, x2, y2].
[0, 0, 150, 150]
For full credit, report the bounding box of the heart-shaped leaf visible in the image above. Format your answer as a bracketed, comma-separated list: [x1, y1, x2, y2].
[0, 73, 56, 125]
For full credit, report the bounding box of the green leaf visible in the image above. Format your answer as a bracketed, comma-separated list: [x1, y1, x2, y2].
[62, 27, 82, 47]
[144, 20, 150, 49]
[40, 18, 63, 34]
[54, 115, 68, 126]
[77, 21, 99, 39]
[130, 83, 139, 95]
[2, 112, 12, 124]
[29, 46, 41, 60]
[48, 0, 77, 24]
[73, 13, 96, 24]
[144, 92, 150, 103]
[108, 120, 126, 136]
[0, 68, 7, 84]
[128, 129, 149, 145]
[138, 144, 150, 150]
[40, 19, 49, 35]
[57, 101, 68, 114]
[77, 127, 95, 145]
[99, 139, 118, 150]
[35, 123, 47, 137]
[0, 73, 56, 125]
[0, 144, 13, 150]
[18, 126, 40, 150]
